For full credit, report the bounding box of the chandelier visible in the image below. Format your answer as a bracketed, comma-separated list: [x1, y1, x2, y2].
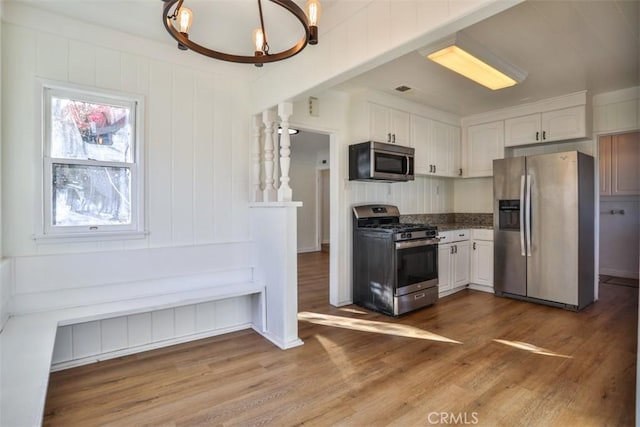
[162, 0, 321, 67]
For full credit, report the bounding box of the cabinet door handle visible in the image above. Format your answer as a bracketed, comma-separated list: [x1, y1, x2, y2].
[392, 133, 396, 143]
[434, 165, 437, 174]
[536, 131, 539, 141]
[454, 244, 458, 254]
[459, 168, 462, 176]
[387, 133, 391, 143]
[473, 242, 476, 250]
[543, 131, 546, 140]
[451, 246, 454, 255]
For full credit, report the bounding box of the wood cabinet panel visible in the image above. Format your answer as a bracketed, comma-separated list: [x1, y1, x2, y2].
[599, 135, 612, 195]
[612, 132, 640, 195]
[600, 131, 639, 196]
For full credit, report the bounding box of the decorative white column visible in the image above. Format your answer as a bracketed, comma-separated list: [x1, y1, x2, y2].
[252, 115, 263, 202]
[277, 102, 293, 202]
[262, 109, 277, 202]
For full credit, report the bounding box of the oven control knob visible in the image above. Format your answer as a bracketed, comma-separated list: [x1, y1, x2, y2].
[401, 232, 412, 239]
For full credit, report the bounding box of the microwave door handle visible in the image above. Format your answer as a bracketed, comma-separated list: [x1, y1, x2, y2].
[405, 155, 410, 176]
[520, 175, 526, 256]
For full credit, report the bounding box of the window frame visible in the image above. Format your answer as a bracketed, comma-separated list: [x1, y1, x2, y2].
[39, 82, 146, 240]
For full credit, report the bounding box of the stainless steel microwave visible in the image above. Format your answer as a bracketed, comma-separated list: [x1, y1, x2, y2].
[349, 141, 415, 182]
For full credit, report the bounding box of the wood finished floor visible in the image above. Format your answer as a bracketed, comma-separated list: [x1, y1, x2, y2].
[44, 251, 637, 426]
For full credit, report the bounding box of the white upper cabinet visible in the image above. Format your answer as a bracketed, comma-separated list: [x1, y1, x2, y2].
[367, 102, 410, 145]
[504, 105, 586, 147]
[432, 120, 461, 177]
[464, 121, 504, 177]
[411, 115, 461, 177]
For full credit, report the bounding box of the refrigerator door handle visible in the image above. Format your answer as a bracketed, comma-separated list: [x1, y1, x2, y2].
[520, 175, 526, 256]
[526, 174, 532, 257]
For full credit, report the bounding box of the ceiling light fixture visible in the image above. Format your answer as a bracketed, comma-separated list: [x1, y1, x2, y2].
[162, 0, 321, 67]
[419, 33, 527, 90]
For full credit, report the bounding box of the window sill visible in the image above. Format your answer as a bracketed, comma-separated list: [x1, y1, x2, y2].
[33, 230, 149, 244]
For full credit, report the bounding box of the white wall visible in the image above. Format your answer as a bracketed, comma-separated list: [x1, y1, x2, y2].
[599, 197, 639, 279]
[1, 5, 253, 312]
[453, 178, 493, 213]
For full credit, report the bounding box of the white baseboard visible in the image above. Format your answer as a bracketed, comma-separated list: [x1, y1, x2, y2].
[297, 246, 320, 254]
[468, 283, 495, 293]
[256, 327, 304, 349]
[600, 268, 639, 279]
[51, 323, 253, 372]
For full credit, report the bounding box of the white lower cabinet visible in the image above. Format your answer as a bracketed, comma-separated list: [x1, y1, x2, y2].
[438, 230, 470, 296]
[469, 229, 494, 292]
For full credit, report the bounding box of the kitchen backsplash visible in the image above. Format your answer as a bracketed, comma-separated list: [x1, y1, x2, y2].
[401, 213, 493, 228]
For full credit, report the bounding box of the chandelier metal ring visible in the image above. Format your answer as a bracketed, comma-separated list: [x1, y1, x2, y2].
[162, 0, 312, 65]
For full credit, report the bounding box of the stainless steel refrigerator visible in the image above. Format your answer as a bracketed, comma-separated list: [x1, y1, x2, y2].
[493, 151, 594, 310]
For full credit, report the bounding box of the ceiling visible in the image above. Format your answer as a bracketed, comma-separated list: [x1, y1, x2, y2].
[11, 1, 639, 117]
[12, 0, 339, 59]
[333, 0, 640, 116]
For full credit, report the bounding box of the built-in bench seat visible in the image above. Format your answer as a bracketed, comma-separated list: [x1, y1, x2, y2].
[0, 279, 265, 426]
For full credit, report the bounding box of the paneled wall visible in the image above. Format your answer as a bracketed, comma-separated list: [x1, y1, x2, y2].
[1, 6, 254, 323]
[52, 295, 253, 371]
[349, 177, 453, 214]
[2, 18, 251, 257]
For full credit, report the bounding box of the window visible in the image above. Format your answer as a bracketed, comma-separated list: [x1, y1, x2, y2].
[41, 84, 144, 238]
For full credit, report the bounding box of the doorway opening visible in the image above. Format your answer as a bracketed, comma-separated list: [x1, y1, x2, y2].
[598, 130, 639, 283]
[288, 129, 332, 310]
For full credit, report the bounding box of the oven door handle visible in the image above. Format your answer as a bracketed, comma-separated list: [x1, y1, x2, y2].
[395, 238, 440, 250]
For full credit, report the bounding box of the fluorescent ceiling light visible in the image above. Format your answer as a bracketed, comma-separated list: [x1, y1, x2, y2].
[419, 33, 527, 91]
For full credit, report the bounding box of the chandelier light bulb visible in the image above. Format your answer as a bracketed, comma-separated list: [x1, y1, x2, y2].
[253, 28, 265, 53]
[305, 0, 321, 44]
[305, 0, 321, 26]
[177, 6, 193, 34]
[162, 0, 321, 65]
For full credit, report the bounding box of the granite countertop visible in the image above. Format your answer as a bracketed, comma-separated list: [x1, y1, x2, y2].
[437, 223, 493, 231]
[400, 213, 493, 231]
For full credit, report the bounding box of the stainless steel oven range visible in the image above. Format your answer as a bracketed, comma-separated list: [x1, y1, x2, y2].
[352, 204, 439, 316]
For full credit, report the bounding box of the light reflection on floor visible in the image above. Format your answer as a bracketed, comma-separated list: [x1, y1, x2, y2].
[338, 307, 368, 315]
[298, 311, 461, 344]
[493, 339, 573, 359]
